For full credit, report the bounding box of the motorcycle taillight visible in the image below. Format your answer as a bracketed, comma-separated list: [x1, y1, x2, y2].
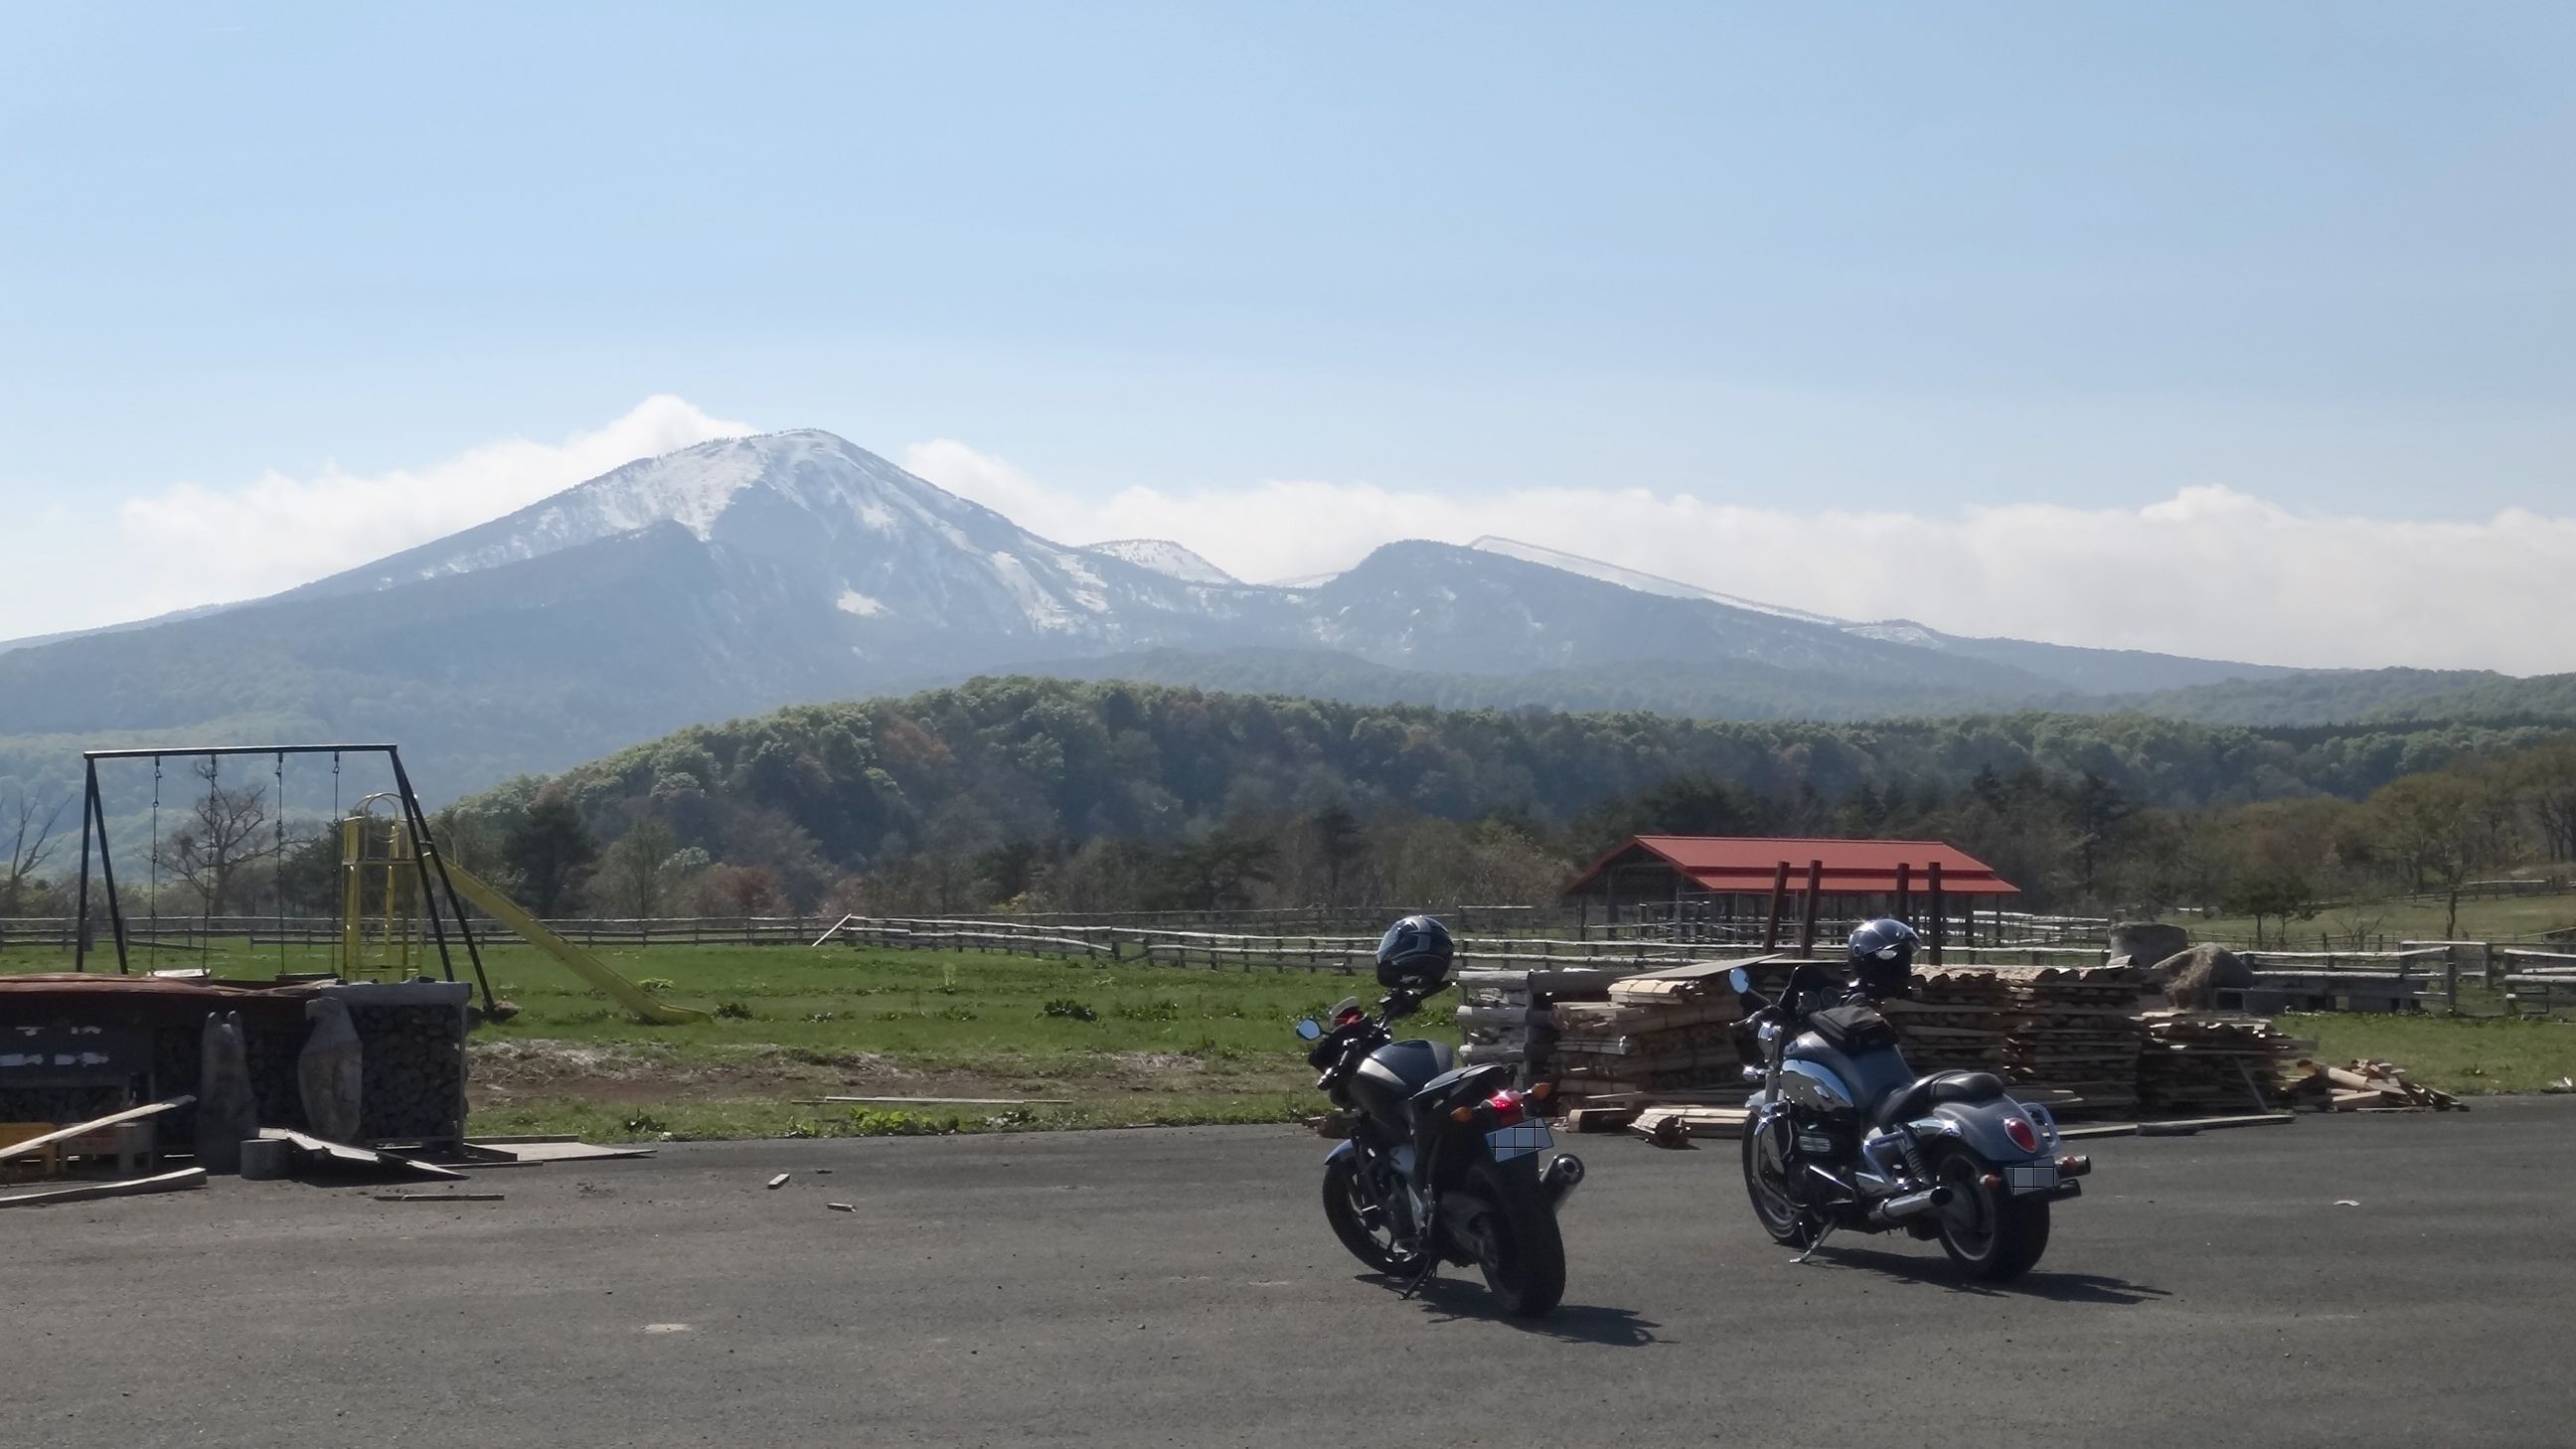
[1486, 1090, 1525, 1125]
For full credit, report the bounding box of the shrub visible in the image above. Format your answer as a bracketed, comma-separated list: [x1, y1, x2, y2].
[1042, 998, 1099, 1023]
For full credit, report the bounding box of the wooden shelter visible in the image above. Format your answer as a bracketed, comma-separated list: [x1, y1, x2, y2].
[1561, 835, 2021, 959]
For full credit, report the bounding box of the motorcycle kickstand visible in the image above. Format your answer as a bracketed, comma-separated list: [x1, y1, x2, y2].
[1397, 1251, 1440, 1300]
[1792, 1220, 1839, 1265]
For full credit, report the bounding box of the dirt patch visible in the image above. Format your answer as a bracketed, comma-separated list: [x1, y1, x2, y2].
[466, 1038, 1103, 1108]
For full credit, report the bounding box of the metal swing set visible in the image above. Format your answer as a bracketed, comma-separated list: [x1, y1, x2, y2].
[69, 743, 500, 1016]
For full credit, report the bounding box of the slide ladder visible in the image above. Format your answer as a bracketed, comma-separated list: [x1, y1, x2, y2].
[439, 862, 711, 1025]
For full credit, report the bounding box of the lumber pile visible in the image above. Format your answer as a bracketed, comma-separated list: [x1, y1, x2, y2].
[1545, 962, 1746, 1111]
[2136, 1011, 2316, 1114]
[1453, 967, 1628, 1082]
[1883, 966, 2148, 1119]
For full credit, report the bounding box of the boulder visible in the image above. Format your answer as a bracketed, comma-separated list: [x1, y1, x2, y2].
[2157, 944, 2254, 1008]
[2110, 921, 2189, 972]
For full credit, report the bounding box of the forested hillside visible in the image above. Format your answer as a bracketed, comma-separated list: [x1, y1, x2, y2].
[422, 677, 2571, 924]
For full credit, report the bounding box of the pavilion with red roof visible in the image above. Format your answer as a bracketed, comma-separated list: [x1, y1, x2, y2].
[1562, 835, 2021, 954]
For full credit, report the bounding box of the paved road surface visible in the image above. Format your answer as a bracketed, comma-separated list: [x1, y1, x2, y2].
[9, 1099, 2572, 1447]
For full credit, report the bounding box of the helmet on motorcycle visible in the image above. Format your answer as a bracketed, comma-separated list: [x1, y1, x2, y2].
[1847, 917, 1921, 999]
[1374, 914, 1455, 993]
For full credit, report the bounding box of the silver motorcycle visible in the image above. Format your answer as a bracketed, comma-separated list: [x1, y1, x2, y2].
[1732, 960, 2090, 1280]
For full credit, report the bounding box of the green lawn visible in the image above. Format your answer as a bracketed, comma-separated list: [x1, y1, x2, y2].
[2181, 888, 2576, 949]
[2290, 1013, 2576, 1096]
[0, 939, 1432, 1140]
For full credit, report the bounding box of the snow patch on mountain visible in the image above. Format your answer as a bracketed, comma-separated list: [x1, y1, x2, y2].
[837, 589, 887, 617]
[1081, 539, 1238, 585]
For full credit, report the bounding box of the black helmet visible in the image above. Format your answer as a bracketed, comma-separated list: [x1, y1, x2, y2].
[1374, 914, 1455, 993]
[1847, 917, 1921, 999]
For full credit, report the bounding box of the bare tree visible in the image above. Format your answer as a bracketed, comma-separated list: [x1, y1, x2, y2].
[151, 762, 280, 918]
[3, 785, 68, 917]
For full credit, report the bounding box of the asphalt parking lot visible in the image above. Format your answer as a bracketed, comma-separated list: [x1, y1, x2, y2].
[8, 1098, 2572, 1448]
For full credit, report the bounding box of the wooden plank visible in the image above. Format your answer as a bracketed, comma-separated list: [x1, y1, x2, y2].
[794, 1096, 1072, 1107]
[0, 1167, 207, 1209]
[478, 1141, 657, 1163]
[0, 1095, 194, 1165]
[373, 1192, 506, 1203]
[259, 1128, 468, 1180]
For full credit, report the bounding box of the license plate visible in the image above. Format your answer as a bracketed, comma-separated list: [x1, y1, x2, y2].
[2008, 1163, 2059, 1195]
[1487, 1121, 1552, 1162]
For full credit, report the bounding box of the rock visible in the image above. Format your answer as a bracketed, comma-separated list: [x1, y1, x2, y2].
[194, 1012, 258, 1174]
[298, 998, 366, 1144]
[2110, 921, 2189, 972]
[2158, 944, 2254, 1007]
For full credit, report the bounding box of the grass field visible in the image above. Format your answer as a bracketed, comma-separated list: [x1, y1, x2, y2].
[0, 938, 1436, 1140]
[2183, 888, 2576, 948]
[7, 937, 2570, 1136]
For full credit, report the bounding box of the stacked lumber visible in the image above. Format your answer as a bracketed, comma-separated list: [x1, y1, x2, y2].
[1453, 967, 1626, 1082]
[1885, 966, 2149, 1119]
[2136, 1011, 2316, 1114]
[1546, 962, 1745, 1111]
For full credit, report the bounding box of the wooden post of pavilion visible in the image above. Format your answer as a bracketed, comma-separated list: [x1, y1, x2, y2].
[1761, 861, 1789, 949]
[1927, 860, 1946, 967]
[1797, 858, 1824, 955]
[1895, 862, 1912, 924]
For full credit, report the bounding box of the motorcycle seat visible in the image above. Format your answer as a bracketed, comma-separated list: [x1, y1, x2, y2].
[1873, 1069, 2007, 1129]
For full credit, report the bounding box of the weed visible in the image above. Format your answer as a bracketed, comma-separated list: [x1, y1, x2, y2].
[714, 1001, 754, 1020]
[1116, 999, 1181, 1023]
[636, 977, 678, 994]
[622, 1112, 668, 1134]
[1042, 998, 1099, 1023]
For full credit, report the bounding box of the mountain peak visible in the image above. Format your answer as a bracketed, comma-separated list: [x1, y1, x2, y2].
[1078, 539, 1238, 585]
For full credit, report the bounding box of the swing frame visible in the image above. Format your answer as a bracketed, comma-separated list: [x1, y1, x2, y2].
[69, 742, 497, 1013]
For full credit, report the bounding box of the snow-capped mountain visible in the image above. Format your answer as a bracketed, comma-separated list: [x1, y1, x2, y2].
[1078, 539, 1239, 586]
[0, 428, 2296, 799]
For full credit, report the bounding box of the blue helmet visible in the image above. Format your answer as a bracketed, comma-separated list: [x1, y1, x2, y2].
[1374, 914, 1455, 993]
[1848, 917, 1921, 998]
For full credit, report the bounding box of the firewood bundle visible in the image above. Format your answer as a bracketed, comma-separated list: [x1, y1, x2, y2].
[2136, 1010, 2316, 1114]
[1884, 966, 2149, 1119]
[2300, 1057, 2465, 1112]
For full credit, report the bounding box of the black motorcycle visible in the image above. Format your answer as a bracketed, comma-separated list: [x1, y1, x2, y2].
[1733, 960, 2090, 1280]
[1296, 987, 1584, 1318]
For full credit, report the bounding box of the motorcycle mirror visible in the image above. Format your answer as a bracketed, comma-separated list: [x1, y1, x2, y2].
[1727, 966, 1753, 995]
[1294, 1018, 1324, 1041]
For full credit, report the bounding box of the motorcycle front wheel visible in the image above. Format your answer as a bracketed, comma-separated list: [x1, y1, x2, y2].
[1930, 1145, 2050, 1281]
[1449, 1159, 1566, 1319]
[1322, 1153, 1427, 1276]
[1741, 1118, 1822, 1249]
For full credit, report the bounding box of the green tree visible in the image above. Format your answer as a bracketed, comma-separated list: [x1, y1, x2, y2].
[2368, 773, 2518, 938]
[598, 816, 680, 918]
[506, 792, 597, 916]
[1309, 803, 1366, 907]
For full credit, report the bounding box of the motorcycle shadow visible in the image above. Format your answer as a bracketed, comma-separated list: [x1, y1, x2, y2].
[1812, 1245, 2171, 1305]
[1362, 1274, 1665, 1346]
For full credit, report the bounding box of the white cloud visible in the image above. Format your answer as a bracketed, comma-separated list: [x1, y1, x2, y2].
[111, 395, 754, 615]
[904, 441, 2576, 674]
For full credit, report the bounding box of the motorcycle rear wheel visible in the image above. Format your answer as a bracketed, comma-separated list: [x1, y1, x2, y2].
[1450, 1160, 1566, 1319]
[1930, 1146, 2051, 1281]
[1322, 1153, 1427, 1276]
[1741, 1119, 1823, 1249]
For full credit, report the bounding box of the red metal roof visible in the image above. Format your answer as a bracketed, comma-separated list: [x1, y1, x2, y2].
[1565, 835, 2020, 897]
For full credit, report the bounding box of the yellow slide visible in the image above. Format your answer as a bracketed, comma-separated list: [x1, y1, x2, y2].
[440, 862, 711, 1025]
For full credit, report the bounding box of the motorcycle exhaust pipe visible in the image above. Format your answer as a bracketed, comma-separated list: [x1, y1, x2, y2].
[1866, 1186, 1954, 1226]
[1541, 1154, 1586, 1209]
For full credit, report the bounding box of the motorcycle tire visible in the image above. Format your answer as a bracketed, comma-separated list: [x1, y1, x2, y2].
[1930, 1145, 2051, 1282]
[1450, 1159, 1566, 1319]
[1741, 1118, 1823, 1250]
[1322, 1153, 1427, 1277]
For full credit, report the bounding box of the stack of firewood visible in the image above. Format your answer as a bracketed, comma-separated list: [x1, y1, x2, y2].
[2136, 1010, 2317, 1113]
[2292, 1056, 2465, 1112]
[1883, 966, 2148, 1119]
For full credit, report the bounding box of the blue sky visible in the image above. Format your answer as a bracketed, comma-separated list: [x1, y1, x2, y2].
[2, 3, 2570, 664]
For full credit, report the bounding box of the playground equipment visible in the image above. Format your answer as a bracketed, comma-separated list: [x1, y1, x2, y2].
[69, 742, 703, 1026]
[332, 797, 704, 1022]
